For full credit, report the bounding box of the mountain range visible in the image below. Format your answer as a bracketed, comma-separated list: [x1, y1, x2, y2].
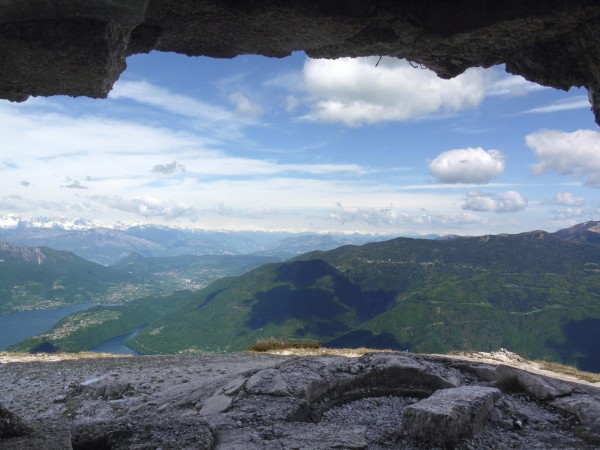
[0, 215, 398, 264]
[10, 221, 599, 372]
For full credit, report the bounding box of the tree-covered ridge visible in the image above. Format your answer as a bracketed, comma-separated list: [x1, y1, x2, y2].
[130, 231, 600, 371]
[0, 242, 132, 313]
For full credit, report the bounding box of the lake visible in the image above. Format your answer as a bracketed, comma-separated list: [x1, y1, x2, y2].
[91, 325, 146, 356]
[0, 303, 96, 350]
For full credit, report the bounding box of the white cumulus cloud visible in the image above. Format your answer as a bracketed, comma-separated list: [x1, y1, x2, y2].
[541, 192, 585, 206]
[462, 190, 527, 213]
[300, 57, 487, 126]
[428, 148, 505, 184]
[527, 129, 600, 187]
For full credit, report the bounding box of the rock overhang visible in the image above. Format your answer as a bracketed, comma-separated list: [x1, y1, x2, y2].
[1, 0, 600, 124]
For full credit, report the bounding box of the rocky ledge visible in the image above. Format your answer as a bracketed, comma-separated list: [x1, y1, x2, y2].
[0, 350, 599, 449]
[2, 1, 600, 125]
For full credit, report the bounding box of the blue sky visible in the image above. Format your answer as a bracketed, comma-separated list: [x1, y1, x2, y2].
[0, 51, 598, 235]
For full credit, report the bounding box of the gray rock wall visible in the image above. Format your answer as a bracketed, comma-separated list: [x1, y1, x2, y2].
[1, 1, 600, 124]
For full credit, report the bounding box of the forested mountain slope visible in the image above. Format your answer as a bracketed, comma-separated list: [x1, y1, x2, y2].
[130, 231, 600, 371]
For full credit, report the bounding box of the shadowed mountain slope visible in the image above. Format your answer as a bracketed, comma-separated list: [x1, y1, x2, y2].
[130, 231, 600, 371]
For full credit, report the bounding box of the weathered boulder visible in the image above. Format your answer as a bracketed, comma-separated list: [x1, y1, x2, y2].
[200, 393, 233, 415]
[550, 394, 600, 435]
[245, 368, 291, 397]
[197, 376, 248, 415]
[402, 386, 501, 446]
[452, 362, 497, 381]
[495, 365, 573, 400]
[79, 376, 133, 400]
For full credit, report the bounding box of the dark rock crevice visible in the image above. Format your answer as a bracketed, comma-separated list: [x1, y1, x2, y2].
[1, 0, 600, 124]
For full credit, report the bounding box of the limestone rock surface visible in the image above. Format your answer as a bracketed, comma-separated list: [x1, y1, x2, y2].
[0, 404, 31, 439]
[0, 426, 72, 450]
[0, 352, 598, 449]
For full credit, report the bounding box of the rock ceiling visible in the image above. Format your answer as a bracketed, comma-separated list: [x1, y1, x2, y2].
[1, 0, 600, 124]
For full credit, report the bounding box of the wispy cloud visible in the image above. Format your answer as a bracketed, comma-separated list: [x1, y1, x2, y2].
[522, 96, 590, 114]
[110, 80, 234, 123]
[399, 182, 517, 190]
[487, 74, 547, 97]
[228, 92, 263, 118]
[108, 80, 257, 142]
[0, 194, 89, 213]
[210, 202, 280, 219]
[550, 207, 592, 221]
[92, 195, 194, 219]
[0, 101, 367, 185]
[330, 202, 482, 227]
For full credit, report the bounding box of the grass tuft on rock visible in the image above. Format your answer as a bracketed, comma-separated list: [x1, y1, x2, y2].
[537, 360, 600, 383]
[246, 337, 321, 353]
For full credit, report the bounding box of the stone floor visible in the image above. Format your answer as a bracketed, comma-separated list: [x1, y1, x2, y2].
[0, 351, 599, 449]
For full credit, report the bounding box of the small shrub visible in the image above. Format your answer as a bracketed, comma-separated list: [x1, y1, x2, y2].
[246, 337, 321, 353]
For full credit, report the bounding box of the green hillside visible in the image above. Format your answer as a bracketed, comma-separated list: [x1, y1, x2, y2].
[0, 243, 279, 314]
[111, 253, 280, 290]
[129, 231, 600, 371]
[0, 242, 136, 313]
